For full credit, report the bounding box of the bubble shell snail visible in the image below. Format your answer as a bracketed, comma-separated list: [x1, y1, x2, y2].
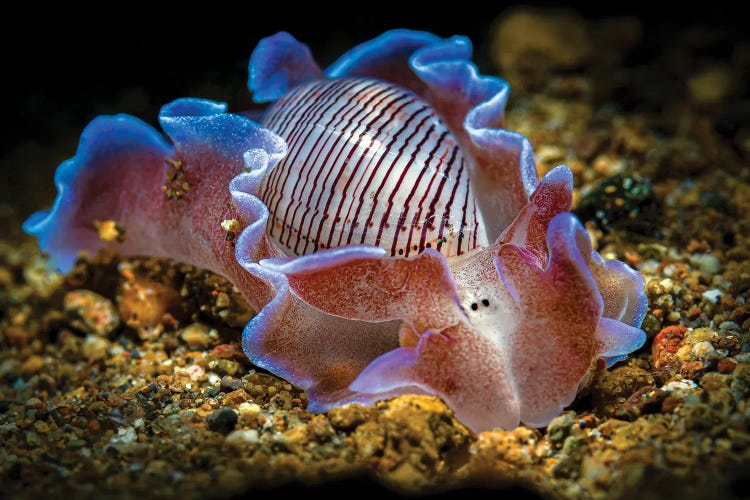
[24, 30, 647, 432]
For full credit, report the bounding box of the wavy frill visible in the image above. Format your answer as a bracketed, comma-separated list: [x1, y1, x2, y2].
[23, 98, 287, 309]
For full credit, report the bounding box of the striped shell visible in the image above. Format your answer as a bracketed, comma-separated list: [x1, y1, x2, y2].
[259, 77, 489, 258]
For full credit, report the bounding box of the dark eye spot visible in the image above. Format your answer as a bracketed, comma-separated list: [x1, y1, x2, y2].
[470, 303, 478, 311]
[482, 299, 490, 307]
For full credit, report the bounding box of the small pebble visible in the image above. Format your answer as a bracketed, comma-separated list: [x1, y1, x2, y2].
[662, 379, 698, 392]
[691, 254, 721, 274]
[64, 289, 120, 336]
[129, 461, 145, 474]
[206, 407, 238, 434]
[82, 335, 110, 363]
[691, 341, 716, 361]
[719, 321, 740, 332]
[659, 278, 674, 293]
[223, 389, 250, 407]
[220, 219, 240, 233]
[207, 373, 221, 387]
[680, 360, 705, 379]
[110, 426, 138, 445]
[687, 66, 736, 105]
[638, 259, 661, 274]
[546, 411, 577, 447]
[327, 403, 372, 431]
[215, 292, 230, 309]
[24, 398, 43, 410]
[4, 326, 36, 347]
[117, 277, 182, 328]
[652, 325, 687, 370]
[702, 289, 722, 303]
[619, 386, 665, 419]
[238, 402, 262, 416]
[225, 429, 259, 449]
[718, 358, 738, 374]
[220, 377, 243, 393]
[180, 323, 214, 348]
[180, 364, 205, 382]
[20, 355, 44, 376]
[209, 359, 242, 377]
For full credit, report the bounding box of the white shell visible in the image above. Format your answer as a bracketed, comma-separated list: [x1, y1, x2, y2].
[260, 77, 488, 258]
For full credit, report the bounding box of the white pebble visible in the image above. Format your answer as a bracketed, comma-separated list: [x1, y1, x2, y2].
[702, 289, 722, 303]
[691, 341, 715, 360]
[691, 254, 721, 274]
[637, 259, 660, 274]
[238, 402, 262, 415]
[659, 278, 674, 293]
[109, 344, 126, 356]
[179, 364, 205, 382]
[225, 429, 260, 446]
[662, 379, 698, 392]
[207, 373, 221, 387]
[110, 426, 137, 445]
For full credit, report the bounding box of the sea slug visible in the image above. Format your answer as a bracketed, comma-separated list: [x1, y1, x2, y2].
[24, 30, 647, 432]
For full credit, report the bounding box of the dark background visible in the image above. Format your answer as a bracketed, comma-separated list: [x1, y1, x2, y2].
[0, 3, 745, 220]
[2, 4, 744, 146]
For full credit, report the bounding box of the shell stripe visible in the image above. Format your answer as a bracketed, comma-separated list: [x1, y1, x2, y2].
[282, 81, 390, 252]
[386, 129, 448, 257]
[439, 154, 468, 255]
[306, 91, 417, 254]
[261, 79, 339, 201]
[403, 146, 458, 258]
[261, 79, 346, 234]
[263, 79, 365, 240]
[264, 79, 364, 238]
[330, 95, 424, 250]
[260, 77, 488, 259]
[297, 86, 408, 254]
[374, 123, 438, 250]
[354, 108, 431, 246]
